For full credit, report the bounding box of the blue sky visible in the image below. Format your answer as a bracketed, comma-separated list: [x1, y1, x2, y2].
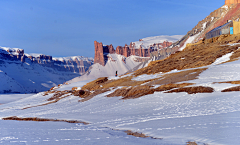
[0, 0, 224, 57]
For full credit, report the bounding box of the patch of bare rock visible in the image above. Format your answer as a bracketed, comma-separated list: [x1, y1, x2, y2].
[166, 86, 214, 94]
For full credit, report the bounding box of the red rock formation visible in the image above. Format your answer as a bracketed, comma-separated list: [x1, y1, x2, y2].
[107, 44, 115, 54]
[225, 0, 240, 5]
[116, 46, 123, 55]
[94, 41, 105, 66]
[94, 40, 173, 65]
[123, 44, 130, 57]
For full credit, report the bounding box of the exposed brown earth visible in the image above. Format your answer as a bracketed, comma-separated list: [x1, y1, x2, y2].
[221, 86, 240, 92]
[186, 142, 198, 145]
[124, 130, 162, 139]
[2, 116, 89, 125]
[134, 34, 240, 76]
[107, 85, 155, 99]
[214, 80, 240, 84]
[166, 86, 214, 94]
[107, 83, 195, 99]
[47, 90, 72, 101]
[155, 83, 195, 92]
[124, 130, 149, 138]
[147, 68, 207, 86]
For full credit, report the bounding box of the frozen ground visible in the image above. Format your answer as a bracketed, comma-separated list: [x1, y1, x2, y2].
[1, 57, 240, 144]
[0, 120, 163, 145]
[0, 94, 33, 104]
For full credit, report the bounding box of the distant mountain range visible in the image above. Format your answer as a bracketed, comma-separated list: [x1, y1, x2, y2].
[0, 47, 93, 93]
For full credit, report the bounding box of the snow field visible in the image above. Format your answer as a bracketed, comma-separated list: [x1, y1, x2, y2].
[2, 49, 240, 144]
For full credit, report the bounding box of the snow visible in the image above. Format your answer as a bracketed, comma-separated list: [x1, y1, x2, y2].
[0, 56, 79, 93]
[0, 120, 161, 145]
[179, 22, 207, 51]
[55, 80, 93, 91]
[0, 47, 23, 55]
[132, 35, 183, 49]
[179, 34, 200, 51]
[53, 56, 94, 62]
[189, 59, 240, 91]
[132, 73, 162, 81]
[0, 94, 33, 104]
[2, 59, 240, 144]
[211, 17, 215, 22]
[25, 53, 44, 57]
[212, 52, 233, 65]
[221, 5, 229, 10]
[67, 54, 143, 83]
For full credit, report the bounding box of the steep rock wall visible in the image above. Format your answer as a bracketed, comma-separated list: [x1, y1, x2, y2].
[94, 41, 172, 66]
[226, 0, 240, 5]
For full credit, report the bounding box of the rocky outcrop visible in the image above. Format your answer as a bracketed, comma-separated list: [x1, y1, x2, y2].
[164, 2, 240, 61]
[225, 0, 240, 5]
[94, 40, 172, 66]
[94, 41, 105, 66]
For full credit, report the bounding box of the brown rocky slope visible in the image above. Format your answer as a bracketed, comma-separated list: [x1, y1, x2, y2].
[151, 1, 240, 61]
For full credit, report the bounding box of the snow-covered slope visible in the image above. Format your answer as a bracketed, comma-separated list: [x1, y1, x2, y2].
[0, 47, 92, 93]
[0, 58, 79, 93]
[53, 56, 94, 62]
[2, 54, 240, 144]
[132, 35, 183, 49]
[68, 54, 144, 83]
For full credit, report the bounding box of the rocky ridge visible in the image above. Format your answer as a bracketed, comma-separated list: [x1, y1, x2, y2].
[151, 1, 240, 61]
[94, 36, 180, 66]
[0, 47, 93, 75]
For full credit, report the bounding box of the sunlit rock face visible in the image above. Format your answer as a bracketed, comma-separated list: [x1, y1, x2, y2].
[225, 0, 240, 5]
[93, 40, 172, 66]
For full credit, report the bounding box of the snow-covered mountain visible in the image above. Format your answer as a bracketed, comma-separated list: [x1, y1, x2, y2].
[0, 47, 93, 93]
[132, 35, 183, 49]
[89, 35, 183, 82]
[68, 54, 145, 83]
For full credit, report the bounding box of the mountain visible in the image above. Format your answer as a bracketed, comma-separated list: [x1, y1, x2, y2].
[94, 35, 183, 66]
[0, 46, 93, 93]
[158, 1, 240, 57]
[67, 35, 183, 83]
[67, 54, 144, 83]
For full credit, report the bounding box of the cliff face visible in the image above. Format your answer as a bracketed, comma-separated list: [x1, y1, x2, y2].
[0, 47, 94, 75]
[94, 40, 173, 66]
[226, 0, 240, 5]
[159, 2, 240, 62]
